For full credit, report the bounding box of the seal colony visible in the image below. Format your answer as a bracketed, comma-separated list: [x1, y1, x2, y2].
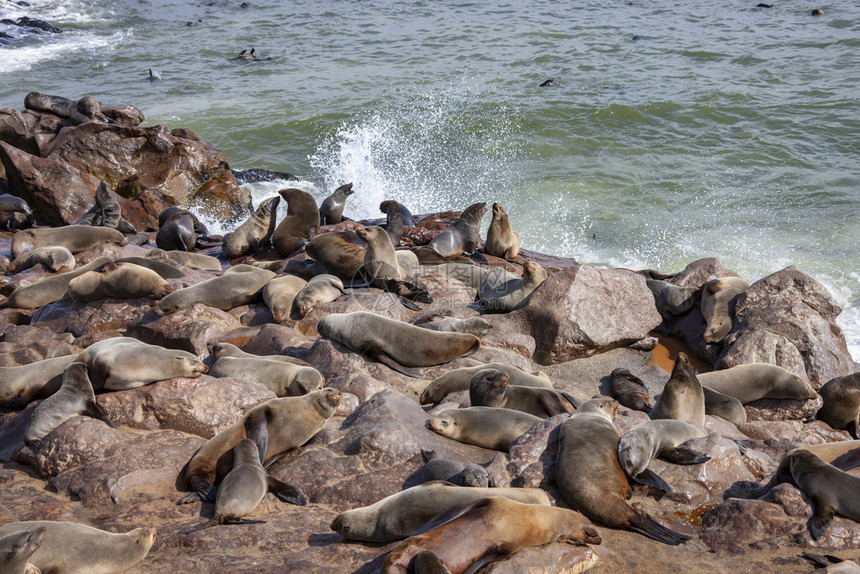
[0, 92, 858, 573]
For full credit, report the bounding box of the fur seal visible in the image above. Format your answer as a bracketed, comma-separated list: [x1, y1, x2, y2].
[0, 194, 34, 231]
[114, 256, 185, 279]
[67, 261, 172, 301]
[157, 267, 275, 313]
[181, 389, 341, 502]
[428, 406, 543, 451]
[701, 276, 750, 343]
[789, 450, 860, 539]
[0, 520, 155, 574]
[23, 362, 115, 449]
[556, 397, 690, 545]
[468, 368, 579, 418]
[0, 527, 44, 574]
[319, 182, 354, 225]
[293, 274, 345, 317]
[23, 92, 77, 117]
[146, 248, 221, 271]
[379, 200, 415, 227]
[355, 226, 410, 287]
[210, 356, 323, 397]
[617, 420, 709, 488]
[209, 341, 312, 368]
[221, 195, 280, 259]
[156, 211, 197, 251]
[415, 314, 491, 336]
[816, 373, 859, 437]
[262, 274, 307, 322]
[272, 188, 320, 257]
[381, 497, 601, 574]
[7, 246, 75, 274]
[157, 207, 209, 236]
[484, 202, 520, 259]
[646, 279, 699, 321]
[11, 226, 126, 259]
[0, 355, 80, 410]
[78, 337, 207, 391]
[305, 232, 366, 281]
[383, 207, 405, 246]
[7, 257, 111, 309]
[609, 368, 653, 412]
[329, 481, 550, 543]
[73, 180, 135, 232]
[702, 386, 747, 428]
[698, 363, 818, 404]
[419, 450, 489, 487]
[420, 362, 553, 405]
[478, 261, 547, 312]
[428, 202, 486, 257]
[650, 353, 705, 426]
[180, 439, 306, 533]
[316, 312, 480, 377]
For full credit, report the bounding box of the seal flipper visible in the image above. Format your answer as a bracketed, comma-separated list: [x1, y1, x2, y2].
[83, 400, 116, 428]
[179, 519, 218, 534]
[468, 251, 489, 265]
[244, 408, 270, 465]
[538, 393, 571, 417]
[627, 512, 690, 545]
[413, 550, 453, 574]
[267, 476, 307, 506]
[660, 446, 711, 465]
[830, 447, 860, 472]
[561, 391, 581, 410]
[632, 469, 672, 494]
[462, 551, 507, 574]
[808, 503, 835, 540]
[369, 349, 422, 378]
[179, 474, 217, 504]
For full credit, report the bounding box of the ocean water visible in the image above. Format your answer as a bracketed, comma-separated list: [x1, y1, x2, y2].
[1, 0, 858, 361]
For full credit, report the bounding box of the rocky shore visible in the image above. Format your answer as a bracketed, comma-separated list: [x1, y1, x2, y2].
[0, 95, 858, 573]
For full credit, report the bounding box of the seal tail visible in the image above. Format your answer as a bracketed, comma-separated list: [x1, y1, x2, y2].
[627, 512, 689, 545]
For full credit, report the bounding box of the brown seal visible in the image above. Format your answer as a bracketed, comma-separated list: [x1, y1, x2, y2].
[415, 314, 491, 336]
[181, 389, 341, 502]
[617, 419, 709, 489]
[420, 362, 553, 405]
[261, 274, 307, 322]
[305, 231, 366, 281]
[0, 526, 45, 574]
[650, 353, 705, 426]
[702, 386, 747, 428]
[67, 261, 172, 301]
[157, 267, 275, 313]
[381, 497, 601, 574]
[7, 246, 75, 274]
[156, 211, 197, 251]
[428, 202, 486, 257]
[789, 450, 860, 539]
[157, 206, 209, 235]
[645, 279, 699, 321]
[7, 257, 112, 309]
[428, 406, 543, 451]
[293, 274, 346, 317]
[330, 481, 549, 542]
[0, 355, 80, 410]
[209, 342, 311, 368]
[556, 397, 690, 545]
[816, 372, 859, 438]
[478, 260, 547, 312]
[221, 195, 280, 259]
[468, 368, 578, 418]
[609, 368, 652, 412]
[697, 363, 818, 404]
[73, 180, 135, 232]
[146, 248, 222, 271]
[379, 199, 415, 227]
[210, 355, 323, 397]
[355, 225, 410, 287]
[484, 202, 520, 259]
[0, 194, 34, 231]
[316, 312, 480, 377]
[701, 276, 750, 343]
[272, 188, 320, 257]
[419, 450, 489, 488]
[319, 182, 354, 225]
[11, 226, 126, 259]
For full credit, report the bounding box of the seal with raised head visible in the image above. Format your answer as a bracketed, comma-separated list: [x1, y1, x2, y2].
[67, 261, 172, 301]
[181, 389, 341, 502]
[650, 352, 705, 426]
[816, 372, 859, 438]
[330, 481, 549, 543]
[222, 195, 280, 259]
[419, 450, 489, 488]
[420, 362, 552, 405]
[272, 188, 320, 257]
[428, 202, 486, 258]
[381, 497, 601, 574]
[379, 199, 415, 227]
[698, 363, 818, 404]
[469, 368, 579, 418]
[609, 368, 653, 412]
[0, 526, 45, 574]
[23, 362, 115, 449]
[556, 397, 690, 545]
[701, 276, 750, 343]
[0, 194, 34, 231]
[146, 248, 221, 271]
[78, 337, 207, 391]
[789, 450, 860, 539]
[156, 211, 197, 251]
[157, 267, 275, 313]
[319, 182, 354, 225]
[416, 314, 491, 336]
[428, 406, 543, 451]
[484, 202, 520, 259]
[209, 341, 312, 368]
[478, 260, 547, 312]
[261, 274, 307, 322]
[316, 312, 480, 377]
[383, 207, 404, 247]
[210, 355, 323, 397]
[0, 355, 80, 410]
[11, 226, 126, 259]
[7, 257, 111, 309]
[73, 180, 135, 232]
[617, 419, 709, 489]
[355, 225, 409, 287]
[180, 439, 306, 533]
[7, 246, 75, 274]
[293, 274, 345, 317]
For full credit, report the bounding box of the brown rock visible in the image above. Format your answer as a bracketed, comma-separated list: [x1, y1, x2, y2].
[129, 304, 241, 355]
[483, 544, 599, 573]
[744, 394, 823, 422]
[31, 296, 155, 338]
[506, 414, 566, 490]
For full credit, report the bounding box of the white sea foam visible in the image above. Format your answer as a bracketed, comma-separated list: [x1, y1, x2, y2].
[0, 29, 127, 74]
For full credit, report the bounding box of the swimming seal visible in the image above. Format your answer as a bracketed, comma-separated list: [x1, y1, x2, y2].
[156, 211, 197, 251]
[380, 497, 601, 574]
[67, 261, 172, 301]
[697, 363, 818, 404]
[0, 355, 80, 410]
[701, 276, 750, 343]
[293, 274, 345, 317]
[181, 389, 341, 502]
[157, 267, 275, 313]
[556, 397, 690, 545]
[222, 195, 280, 259]
[319, 182, 354, 225]
[262, 274, 307, 322]
[420, 362, 553, 405]
[609, 368, 652, 412]
[272, 188, 320, 257]
[468, 368, 579, 418]
[789, 450, 860, 539]
[0, 527, 44, 574]
[316, 312, 480, 377]
[617, 419, 709, 491]
[7, 246, 75, 274]
[11, 226, 126, 259]
[484, 202, 520, 259]
[428, 406, 543, 451]
[210, 355, 323, 397]
[23, 362, 115, 449]
[650, 353, 705, 426]
[428, 202, 486, 258]
[330, 481, 550, 543]
[817, 373, 859, 437]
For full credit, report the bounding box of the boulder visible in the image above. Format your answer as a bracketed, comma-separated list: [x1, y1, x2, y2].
[129, 304, 241, 355]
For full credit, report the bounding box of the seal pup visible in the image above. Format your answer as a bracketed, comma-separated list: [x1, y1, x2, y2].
[650, 353, 705, 426]
[379, 199, 415, 227]
[181, 389, 341, 502]
[319, 182, 354, 225]
[419, 451, 489, 488]
[428, 406, 543, 451]
[221, 195, 280, 259]
[645, 279, 699, 322]
[428, 202, 486, 258]
[210, 356, 323, 397]
[156, 210, 197, 251]
[701, 276, 750, 343]
[330, 481, 550, 543]
[484, 202, 520, 259]
[180, 439, 306, 533]
[262, 274, 307, 322]
[293, 274, 345, 317]
[146, 248, 221, 271]
[816, 373, 859, 438]
[11, 226, 127, 259]
[478, 260, 547, 312]
[67, 261, 172, 301]
[73, 180, 135, 232]
[209, 341, 312, 368]
[316, 312, 480, 377]
[78, 337, 207, 391]
[789, 450, 860, 539]
[702, 386, 747, 428]
[23, 362, 115, 449]
[609, 368, 652, 412]
[617, 419, 709, 491]
[0, 521, 156, 574]
[157, 267, 275, 313]
[0, 355, 80, 410]
[381, 497, 601, 574]
[0, 194, 34, 231]
[697, 363, 818, 404]
[556, 397, 690, 545]
[469, 368, 579, 418]
[415, 314, 491, 336]
[0, 527, 45, 574]
[272, 188, 320, 257]
[420, 362, 553, 405]
[7, 246, 75, 274]
[7, 257, 111, 309]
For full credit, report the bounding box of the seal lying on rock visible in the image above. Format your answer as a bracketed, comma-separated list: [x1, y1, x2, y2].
[7, 257, 111, 309]
[415, 314, 491, 336]
[698, 363, 818, 404]
[0, 355, 80, 410]
[210, 355, 323, 397]
[419, 450, 489, 487]
[157, 266, 275, 313]
[7, 246, 75, 274]
[146, 248, 221, 271]
[816, 372, 859, 438]
[11, 226, 126, 259]
[428, 406, 543, 451]
[469, 368, 579, 418]
[67, 261, 172, 301]
[420, 362, 552, 405]
[617, 419, 710, 492]
[609, 368, 652, 412]
[0, 526, 44, 574]
[478, 261, 547, 312]
[209, 342, 311, 367]
[0, 194, 34, 231]
[293, 274, 345, 317]
[701, 276, 750, 343]
[262, 274, 307, 322]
